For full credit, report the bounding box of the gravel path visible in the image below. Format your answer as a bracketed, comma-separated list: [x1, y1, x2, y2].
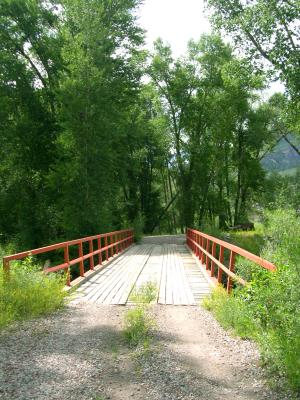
[0, 303, 297, 400]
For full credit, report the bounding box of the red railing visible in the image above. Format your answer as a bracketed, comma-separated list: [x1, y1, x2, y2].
[3, 229, 134, 286]
[186, 228, 276, 292]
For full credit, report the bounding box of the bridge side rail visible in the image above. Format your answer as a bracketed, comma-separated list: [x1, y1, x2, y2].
[186, 228, 276, 293]
[3, 229, 134, 286]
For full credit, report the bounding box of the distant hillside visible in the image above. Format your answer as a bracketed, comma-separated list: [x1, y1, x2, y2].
[261, 134, 300, 173]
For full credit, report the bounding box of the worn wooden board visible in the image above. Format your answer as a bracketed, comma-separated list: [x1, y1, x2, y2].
[72, 241, 212, 305]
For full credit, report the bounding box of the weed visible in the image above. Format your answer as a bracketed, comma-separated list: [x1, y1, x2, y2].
[203, 209, 300, 392]
[202, 285, 257, 339]
[129, 281, 157, 304]
[124, 282, 157, 348]
[0, 255, 67, 329]
[111, 343, 119, 361]
[123, 306, 155, 347]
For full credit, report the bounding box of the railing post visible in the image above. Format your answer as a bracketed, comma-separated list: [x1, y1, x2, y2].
[64, 245, 70, 286]
[3, 258, 10, 281]
[110, 235, 113, 258]
[105, 235, 108, 261]
[227, 251, 236, 293]
[199, 236, 201, 261]
[98, 237, 102, 265]
[89, 240, 94, 270]
[79, 241, 84, 277]
[211, 242, 216, 277]
[201, 237, 205, 264]
[193, 232, 196, 255]
[218, 246, 224, 283]
[206, 239, 210, 270]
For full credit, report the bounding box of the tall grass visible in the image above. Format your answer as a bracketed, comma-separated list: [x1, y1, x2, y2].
[0, 252, 67, 329]
[203, 209, 300, 393]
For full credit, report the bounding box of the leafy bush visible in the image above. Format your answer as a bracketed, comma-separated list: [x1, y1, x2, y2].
[0, 256, 67, 328]
[203, 285, 257, 339]
[203, 209, 300, 392]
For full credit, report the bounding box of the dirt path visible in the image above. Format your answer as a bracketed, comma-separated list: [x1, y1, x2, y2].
[0, 303, 295, 400]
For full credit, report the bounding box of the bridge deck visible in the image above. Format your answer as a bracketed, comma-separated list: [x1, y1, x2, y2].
[73, 243, 212, 306]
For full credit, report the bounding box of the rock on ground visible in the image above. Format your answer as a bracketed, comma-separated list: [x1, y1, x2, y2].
[0, 303, 297, 400]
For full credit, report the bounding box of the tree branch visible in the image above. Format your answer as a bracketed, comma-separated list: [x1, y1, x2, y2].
[16, 46, 48, 89]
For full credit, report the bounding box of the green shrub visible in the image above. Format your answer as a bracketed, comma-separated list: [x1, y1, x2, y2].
[203, 209, 300, 392]
[0, 256, 67, 328]
[203, 285, 257, 339]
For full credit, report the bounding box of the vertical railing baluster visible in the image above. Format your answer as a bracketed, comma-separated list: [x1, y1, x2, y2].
[64, 245, 70, 286]
[105, 235, 108, 261]
[98, 237, 102, 266]
[211, 242, 216, 277]
[201, 236, 205, 264]
[206, 239, 210, 271]
[79, 241, 84, 277]
[89, 240, 94, 270]
[227, 251, 236, 293]
[218, 246, 224, 283]
[199, 234, 201, 258]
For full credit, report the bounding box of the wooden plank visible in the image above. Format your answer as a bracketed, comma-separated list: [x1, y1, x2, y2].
[107, 246, 152, 304]
[102, 248, 151, 304]
[85, 246, 147, 303]
[179, 244, 212, 303]
[73, 241, 212, 307]
[174, 247, 195, 305]
[127, 245, 163, 305]
[97, 246, 151, 304]
[171, 245, 183, 305]
[73, 248, 134, 300]
[165, 245, 173, 305]
[115, 246, 153, 305]
[158, 245, 167, 304]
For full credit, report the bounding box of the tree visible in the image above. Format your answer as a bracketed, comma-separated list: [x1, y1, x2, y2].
[0, 0, 63, 247]
[206, 0, 300, 133]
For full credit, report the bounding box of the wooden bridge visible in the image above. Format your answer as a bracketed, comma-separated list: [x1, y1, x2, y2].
[3, 228, 276, 305]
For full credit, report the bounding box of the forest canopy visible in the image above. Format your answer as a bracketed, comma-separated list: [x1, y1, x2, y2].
[0, 0, 299, 250]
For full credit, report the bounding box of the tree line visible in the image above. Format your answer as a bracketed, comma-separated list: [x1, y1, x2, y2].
[0, 0, 299, 249]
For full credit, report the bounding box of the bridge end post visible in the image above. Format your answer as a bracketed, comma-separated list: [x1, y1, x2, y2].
[3, 257, 10, 281]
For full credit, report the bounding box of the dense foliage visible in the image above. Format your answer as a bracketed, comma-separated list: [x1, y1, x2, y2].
[204, 209, 300, 392]
[0, 0, 299, 393]
[1, 0, 299, 249]
[206, 0, 300, 135]
[0, 255, 66, 328]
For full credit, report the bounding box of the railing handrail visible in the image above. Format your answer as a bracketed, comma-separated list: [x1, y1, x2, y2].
[186, 228, 276, 293]
[3, 228, 134, 286]
[187, 228, 275, 271]
[3, 229, 132, 262]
